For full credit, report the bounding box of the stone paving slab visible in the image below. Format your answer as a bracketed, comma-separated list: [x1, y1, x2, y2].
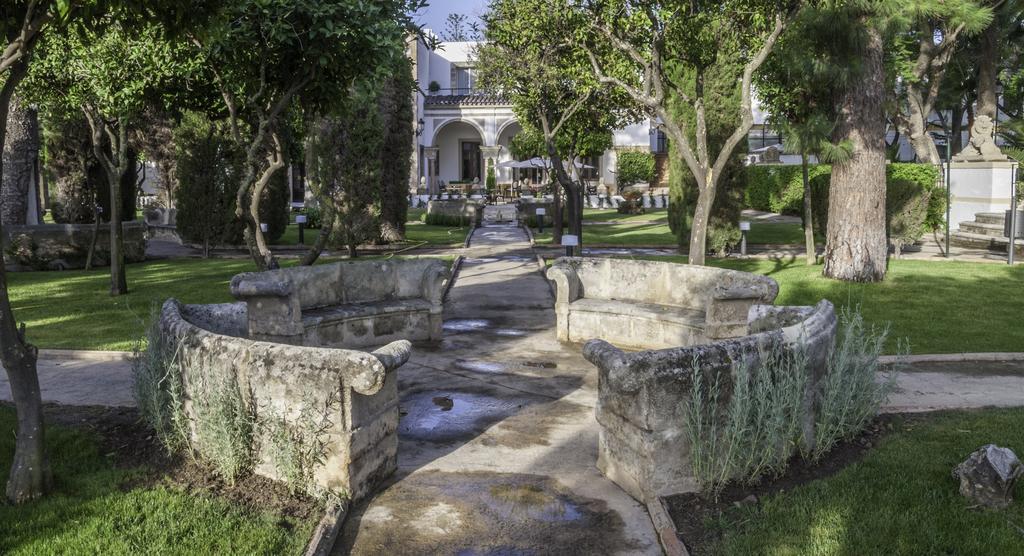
[0, 356, 135, 407]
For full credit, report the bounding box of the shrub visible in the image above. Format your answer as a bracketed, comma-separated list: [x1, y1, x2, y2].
[812, 308, 896, 460]
[683, 307, 893, 496]
[706, 223, 741, 257]
[616, 150, 655, 187]
[424, 212, 470, 227]
[261, 391, 339, 497]
[132, 320, 189, 454]
[618, 190, 645, 215]
[743, 164, 830, 215]
[486, 166, 496, 194]
[684, 345, 811, 497]
[887, 179, 932, 257]
[301, 204, 322, 229]
[186, 351, 257, 485]
[809, 163, 941, 247]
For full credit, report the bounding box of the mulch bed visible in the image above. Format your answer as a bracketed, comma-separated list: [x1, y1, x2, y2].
[664, 414, 918, 555]
[38, 402, 320, 522]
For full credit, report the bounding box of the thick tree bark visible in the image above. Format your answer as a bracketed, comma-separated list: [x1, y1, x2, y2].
[823, 25, 888, 282]
[2, 95, 38, 226]
[0, 61, 50, 504]
[801, 152, 815, 265]
[975, 22, 999, 120]
[300, 208, 335, 266]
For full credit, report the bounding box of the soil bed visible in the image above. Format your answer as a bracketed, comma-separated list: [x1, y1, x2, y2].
[38, 402, 320, 522]
[664, 413, 914, 555]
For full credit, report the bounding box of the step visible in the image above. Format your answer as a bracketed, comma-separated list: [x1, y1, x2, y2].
[975, 212, 1007, 226]
[958, 221, 1007, 238]
[950, 231, 1024, 255]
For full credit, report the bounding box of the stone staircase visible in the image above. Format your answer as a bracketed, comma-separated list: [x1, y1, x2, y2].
[951, 212, 1024, 256]
[482, 204, 518, 226]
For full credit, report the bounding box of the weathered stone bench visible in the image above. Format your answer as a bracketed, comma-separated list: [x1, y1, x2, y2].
[230, 258, 449, 348]
[545, 257, 779, 349]
[159, 299, 411, 500]
[583, 298, 837, 502]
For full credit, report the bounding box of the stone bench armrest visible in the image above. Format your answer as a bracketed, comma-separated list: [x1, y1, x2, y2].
[371, 340, 412, 372]
[583, 339, 643, 394]
[545, 264, 581, 305]
[229, 274, 294, 300]
[710, 282, 777, 303]
[420, 264, 450, 305]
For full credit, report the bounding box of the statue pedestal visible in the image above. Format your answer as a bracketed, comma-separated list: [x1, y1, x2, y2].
[948, 161, 1018, 231]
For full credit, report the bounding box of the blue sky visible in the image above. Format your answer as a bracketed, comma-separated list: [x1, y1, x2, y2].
[415, 0, 488, 34]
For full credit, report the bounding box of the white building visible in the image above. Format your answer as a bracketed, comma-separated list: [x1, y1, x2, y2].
[409, 34, 659, 196]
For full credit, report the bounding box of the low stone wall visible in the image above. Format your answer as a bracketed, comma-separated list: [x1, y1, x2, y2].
[546, 257, 778, 349]
[159, 299, 411, 500]
[583, 300, 837, 502]
[3, 221, 147, 271]
[426, 199, 482, 225]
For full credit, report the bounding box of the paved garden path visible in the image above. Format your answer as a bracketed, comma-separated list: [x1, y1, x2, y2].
[340, 223, 662, 555]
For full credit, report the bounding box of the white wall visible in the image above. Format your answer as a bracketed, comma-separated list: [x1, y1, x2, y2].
[435, 121, 484, 182]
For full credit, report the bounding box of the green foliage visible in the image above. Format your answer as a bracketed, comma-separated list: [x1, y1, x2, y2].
[310, 83, 384, 255]
[684, 346, 811, 497]
[133, 319, 190, 453]
[744, 164, 831, 215]
[486, 166, 497, 192]
[424, 213, 472, 227]
[186, 351, 257, 485]
[813, 308, 896, 460]
[616, 151, 655, 187]
[261, 392, 339, 498]
[808, 164, 943, 243]
[0, 406, 310, 554]
[173, 113, 244, 250]
[301, 205, 322, 230]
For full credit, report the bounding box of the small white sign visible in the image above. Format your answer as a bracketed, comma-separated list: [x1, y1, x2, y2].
[535, 208, 547, 216]
[260, 223, 269, 233]
[739, 221, 751, 231]
[295, 215, 308, 224]
[562, 234, 579, 246]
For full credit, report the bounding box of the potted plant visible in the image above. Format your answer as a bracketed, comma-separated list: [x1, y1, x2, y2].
[428, 81, 441, 94]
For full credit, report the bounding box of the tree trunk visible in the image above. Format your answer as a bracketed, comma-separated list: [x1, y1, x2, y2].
[906, 87, 940, 164]
[951, 103, 965, 154]
[2, 95, 37, 226]
[975, 22, 999, 121]
[300, 208, 335, 266]
[687, 171, 715, 267]
[801, 152, 815, 265]
[0, 62, 50, 504]
[551, 173, 563, 245]
[823, 24, 888, 282]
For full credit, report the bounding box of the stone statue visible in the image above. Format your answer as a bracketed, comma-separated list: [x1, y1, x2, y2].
[953, 115, 1008, 162]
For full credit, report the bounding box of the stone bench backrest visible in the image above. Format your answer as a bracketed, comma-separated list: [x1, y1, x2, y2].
[567, 258, 776, 312]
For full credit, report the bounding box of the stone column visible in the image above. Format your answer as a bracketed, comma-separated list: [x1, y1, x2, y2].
[423, 147, 439, 197]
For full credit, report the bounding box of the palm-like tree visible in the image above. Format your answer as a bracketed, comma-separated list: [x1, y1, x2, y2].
[781, 115, 852, 265]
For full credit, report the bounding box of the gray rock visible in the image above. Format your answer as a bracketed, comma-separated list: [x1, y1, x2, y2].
[953, 444, 1023, 509]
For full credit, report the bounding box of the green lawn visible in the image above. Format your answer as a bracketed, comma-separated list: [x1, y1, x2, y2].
[0, 406, 311, 554]
[640, 257, 1024, 355]
[707, 408, 1024, 555]
[531, 209, 808, 246]
[10, 256, 452, 351]
[275, 209, 469, 247]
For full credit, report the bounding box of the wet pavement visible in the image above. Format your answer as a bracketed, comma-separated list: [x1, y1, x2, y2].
[341, 222, 661, 555]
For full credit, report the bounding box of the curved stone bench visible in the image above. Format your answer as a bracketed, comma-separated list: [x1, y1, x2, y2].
[230, 258, 449, 348]
[546, 257, 779, 349]
[159, 299, 411, 500]
[582, 299, 837, 502]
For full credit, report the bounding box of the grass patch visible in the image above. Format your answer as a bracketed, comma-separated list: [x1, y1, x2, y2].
[531, 210, 810, 246]
[707, 408, 1024, 555]
[0, 406, 310, 554]
[8, 256, 453, 351]
[403, 221, 471, 246]
[634, 257, 1024, 355]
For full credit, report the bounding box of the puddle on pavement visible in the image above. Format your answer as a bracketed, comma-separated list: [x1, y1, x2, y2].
[492, 328, 528, 337]
[342, 471, 640, 556]
[521, 361, 557, 369]
[400, 392, 525, 443]
[463, 257, 500, 264]
[444, 319, 493, 332]
[456, 359, 507, 374]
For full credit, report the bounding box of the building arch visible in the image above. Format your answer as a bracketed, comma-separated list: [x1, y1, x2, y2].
[429, 117, 486, 148]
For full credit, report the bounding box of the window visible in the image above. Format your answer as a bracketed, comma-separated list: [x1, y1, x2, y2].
[453, 66, 475, 94]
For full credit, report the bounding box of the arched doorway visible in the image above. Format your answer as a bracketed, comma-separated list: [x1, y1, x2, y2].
[432, 120, 486, 187]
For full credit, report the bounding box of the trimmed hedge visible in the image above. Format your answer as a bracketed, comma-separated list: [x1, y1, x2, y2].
[617, 150, 655, 187]
[422, 212, 471, 227]
[745, 163, 944, 232]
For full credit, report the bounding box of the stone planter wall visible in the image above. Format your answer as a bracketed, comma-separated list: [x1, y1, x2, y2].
[159, 299, 411, 500]
[3, 221, 147, 271]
